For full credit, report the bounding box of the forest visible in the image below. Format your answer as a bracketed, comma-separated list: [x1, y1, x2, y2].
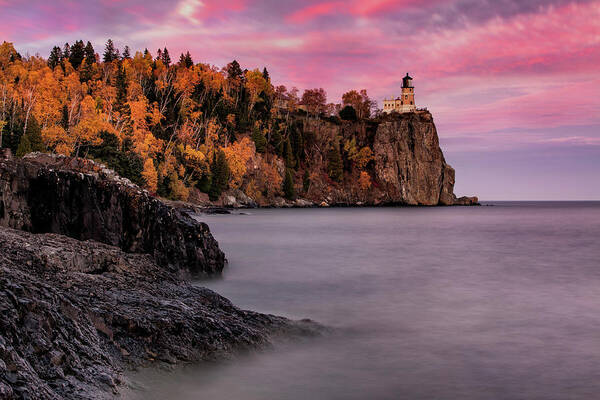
[0, 40, 378, 204]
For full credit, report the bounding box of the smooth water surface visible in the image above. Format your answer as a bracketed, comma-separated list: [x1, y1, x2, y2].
[130, 202, 600, 399]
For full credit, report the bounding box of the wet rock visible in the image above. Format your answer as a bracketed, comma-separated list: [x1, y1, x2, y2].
[454, 196, 480, 206]
[0, 152, 225, 276]
[0, 227, 321, 399]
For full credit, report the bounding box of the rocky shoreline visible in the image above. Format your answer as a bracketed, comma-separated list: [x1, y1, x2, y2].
[0, 152, 321, 399]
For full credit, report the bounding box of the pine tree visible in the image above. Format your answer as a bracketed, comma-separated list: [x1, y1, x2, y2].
[283, 168, 296, 200]
[103, 39, 117, 63]
[84, 41, 95, 65]
[327, 141, 343, 182]
[48, 46, 62, 69]
[16, 116, 44, 157]
[284, 137, 295, 168]
[116, 66, 128, 105]
[179, 51, 193, 68]
[270, 126, 283, 155]
[251, 127, 267, 153]
[226, 60, 243, 80]
[62, 43, 71, 61]
[209, 150, 230, 201]
[122, 45, 131, 60]
[184, 51, 193, 67]
[161, 47, 171, 67]
[262, 67, 270, 81]
[61, 104, 69, 130]
[15, 134, 31, 157]
[69, 40, 85, 69]
[303, 169, 310, 193]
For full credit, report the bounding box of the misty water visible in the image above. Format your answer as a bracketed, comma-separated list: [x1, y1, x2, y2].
[129, 203, 600, 399]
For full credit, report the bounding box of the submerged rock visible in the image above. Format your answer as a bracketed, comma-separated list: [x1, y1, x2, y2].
[0, 152, 224, 276]
[0, 227, 320, 399]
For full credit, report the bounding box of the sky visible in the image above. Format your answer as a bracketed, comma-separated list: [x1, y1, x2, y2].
[2, 0, 599, 200]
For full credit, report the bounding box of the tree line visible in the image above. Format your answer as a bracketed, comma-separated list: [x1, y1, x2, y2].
[0, 40, 377, 202]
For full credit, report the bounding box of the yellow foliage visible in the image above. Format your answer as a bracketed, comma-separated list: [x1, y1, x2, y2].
[222, 137, 254, 189]
[168, 173, 190, 201]
[141, 158, 158, 192]
[354, 147, 374, 170]
[358, 171, 372, 191]
[42, 125, 74, 155]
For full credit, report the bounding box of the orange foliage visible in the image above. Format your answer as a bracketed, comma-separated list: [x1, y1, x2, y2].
[142, 158, 158, 192]
[222, 137, 255, 189]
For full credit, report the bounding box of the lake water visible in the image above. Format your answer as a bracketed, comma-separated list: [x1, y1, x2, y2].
[129, 202, 600, 399]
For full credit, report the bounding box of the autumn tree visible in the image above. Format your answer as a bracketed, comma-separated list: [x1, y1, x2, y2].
[142, 158, 158, 192]
[358, 171, 372, 192]
[342, 89, 374, 119]
[301, 88, 327, 117]
[223, 137, 254, 189]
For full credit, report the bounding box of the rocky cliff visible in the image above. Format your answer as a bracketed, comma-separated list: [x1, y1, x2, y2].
[372, 112, 457, 205]
[0, 152, 225, 276]
[213, 111, 477, 208]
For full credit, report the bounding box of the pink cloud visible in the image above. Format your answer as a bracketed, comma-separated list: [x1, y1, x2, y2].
[286, 0, 445, 23]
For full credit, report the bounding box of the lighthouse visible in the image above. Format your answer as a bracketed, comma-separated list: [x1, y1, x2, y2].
[382, 73, 417, 114]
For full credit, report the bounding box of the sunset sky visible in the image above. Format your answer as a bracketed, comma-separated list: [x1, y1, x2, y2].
[2, 0, 599, 199]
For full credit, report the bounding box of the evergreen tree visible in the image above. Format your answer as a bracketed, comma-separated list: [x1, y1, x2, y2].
[103, 39, 118, 63]
[283, 168, 296, 200]
[48, 46, 62, 69]
[84, 41, 95, 65]
[116, 65, 128, 105]
[155, 48, 163, 62]
[69, 40, 85, 69]
[251, 127, 267, 153]
[161, 47, 171, 67]
[184, 51, 193, 67]
[15, 134, 31, 157]
[270, 126, 283, 155]
[327, 141, 343, 182]
[262, 67, 270, 81]
[209, 150, 230, 201]
[339, 105, 357, 121]
[290, 127, 304, 162]
[122, 45, 131, 60]
[303, 169, 310, 193]
[16, 116, 44, 157]
[179, 51, 193, 68]
[62, 42, 71, 61]
[226, 60, 243, 81]
[61, 104, 69, 130]
[283, 137, 295, 168]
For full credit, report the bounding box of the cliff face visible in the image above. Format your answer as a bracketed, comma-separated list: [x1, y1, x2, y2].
[0, 152, 225, 276]
[372, 112, 456, 205]
[200, 111, 476, 208]
[293, 111, 475, 206]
